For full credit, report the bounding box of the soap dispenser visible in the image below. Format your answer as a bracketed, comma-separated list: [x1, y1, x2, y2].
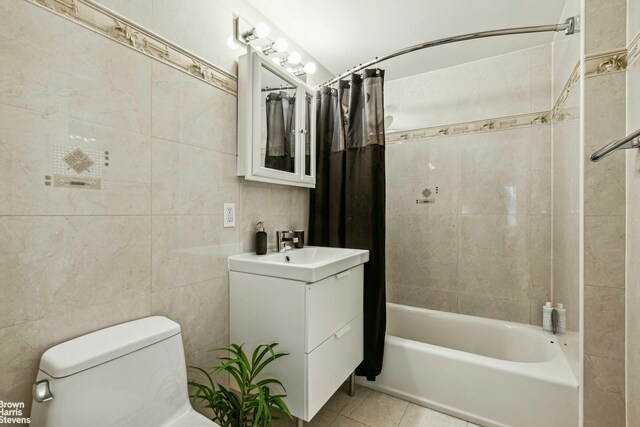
[256, 222, 267, 255]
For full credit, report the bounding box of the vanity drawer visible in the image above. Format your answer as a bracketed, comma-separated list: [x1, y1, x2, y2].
[306, 314, 363, 419]
[305, 265, 363, 352]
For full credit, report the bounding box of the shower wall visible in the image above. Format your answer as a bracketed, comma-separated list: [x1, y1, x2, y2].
[385, 46, 553, 325]
[626, 0, 640, 422]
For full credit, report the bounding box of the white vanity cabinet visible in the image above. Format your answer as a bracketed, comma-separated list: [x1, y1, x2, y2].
[229, 264, 364, 422]
[237, 46, 316, 188]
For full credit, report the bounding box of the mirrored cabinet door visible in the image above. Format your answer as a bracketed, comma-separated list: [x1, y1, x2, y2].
[238, 47, 316, 188]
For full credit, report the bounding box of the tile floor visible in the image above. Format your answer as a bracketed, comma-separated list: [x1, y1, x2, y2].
[274, 383, 481, 427]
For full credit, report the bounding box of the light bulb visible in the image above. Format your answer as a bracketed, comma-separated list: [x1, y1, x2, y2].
[273, 38, 288, 52]
[254, 22, 270, 39]
[288, 51, 301, 65]
[303, 62, 317, 75]
[226, 36, 240, 50]
[271, 56, 281, 65]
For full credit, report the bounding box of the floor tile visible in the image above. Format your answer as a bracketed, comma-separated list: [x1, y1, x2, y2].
[330, 415, 369, 427]
[399, 403, 467, 426]
[340, 387, 409, 427]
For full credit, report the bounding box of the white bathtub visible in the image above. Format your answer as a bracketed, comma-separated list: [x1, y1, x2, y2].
[358, 303, 578, 427]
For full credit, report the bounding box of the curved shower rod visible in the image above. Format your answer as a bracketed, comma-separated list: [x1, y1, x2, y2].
[320, 17, 578, 87]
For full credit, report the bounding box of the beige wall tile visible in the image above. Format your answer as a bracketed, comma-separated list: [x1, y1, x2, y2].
[151, 277, 228, 356]
[457, 294, 531, 324]
[584, 286, 625, 360]
[585, 0, 628, 54]
[0, 215, 151, 329]
[584, 354, 625, 427]
[584, 216, 625, 287]
[152, 138, 240, 215]
[151, 214, 240, 291]
[151, 62, 237, 155]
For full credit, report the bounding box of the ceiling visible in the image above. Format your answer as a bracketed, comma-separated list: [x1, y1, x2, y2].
[245, 0, 568, 81]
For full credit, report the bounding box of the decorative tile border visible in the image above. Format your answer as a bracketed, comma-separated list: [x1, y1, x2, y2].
[552, 62, 580, 121]
[628, 32, 640, 67]
[386, 110, 552, 144]
[25, 0, 238, 95]
[584, 48, 628, 78]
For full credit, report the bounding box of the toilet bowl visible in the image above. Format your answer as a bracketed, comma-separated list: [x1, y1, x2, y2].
[29, 316, 219, 427]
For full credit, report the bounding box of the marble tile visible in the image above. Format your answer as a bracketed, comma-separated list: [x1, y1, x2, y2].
[457, 294, 531, 324]
[152, 138, 239, 215]
[529, 215, 552, 259]
[0, 107, 152, 215]
[241, 180, 293, 217]
[388, 214, 457, 261]
[458, 169, 530, 215]
[584, 0, 627, 54]
[0, 215, 151, 329]
[152, 277, 228, 356]
[628, 216, 640, 426]
[584, 152, 625, 216]
[584, 73, 626, 149]
[530, 126, 552, 171]
[67, 41, 152, 136]
[340, 387, 408, 427]
[398, 287, 457, 312]
[584, 215, 625, 288]
[458, 215, 528, 258]
[458, 256, 531, 300]
[584, 286, 625, 360]
[151, 215, 241, 291]
[399, 403, 466, 427]
[584, 354, 625, 427]
[456, 129, 530, 175]
[456, 49, 532, 122]
[152, 62, 236, 155]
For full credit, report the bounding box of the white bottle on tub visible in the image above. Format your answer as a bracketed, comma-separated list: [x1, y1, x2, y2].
[542, 302, 554, 334]
[555, 303, 567, 335]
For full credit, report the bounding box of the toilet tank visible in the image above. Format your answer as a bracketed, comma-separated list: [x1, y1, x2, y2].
[30, 317, 193, 427]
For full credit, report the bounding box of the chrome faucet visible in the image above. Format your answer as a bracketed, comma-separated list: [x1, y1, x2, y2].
[276, 230, 298, 253]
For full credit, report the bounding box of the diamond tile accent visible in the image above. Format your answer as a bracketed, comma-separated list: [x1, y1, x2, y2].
[63, 148, 95, 174]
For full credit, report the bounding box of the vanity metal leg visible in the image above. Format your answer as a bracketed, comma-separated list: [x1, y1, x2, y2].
[348, 371, 356, 396]
[295, 417, 304, 427]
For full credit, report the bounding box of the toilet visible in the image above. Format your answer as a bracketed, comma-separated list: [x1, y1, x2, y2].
[30, 316, 219, 427]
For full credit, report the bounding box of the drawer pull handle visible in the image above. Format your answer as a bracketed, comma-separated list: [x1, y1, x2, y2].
[334, 324, 351, 339]
[336, 270, 351, 279]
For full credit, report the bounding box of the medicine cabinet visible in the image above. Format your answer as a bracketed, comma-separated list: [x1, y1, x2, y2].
[237, 46, 316, 187]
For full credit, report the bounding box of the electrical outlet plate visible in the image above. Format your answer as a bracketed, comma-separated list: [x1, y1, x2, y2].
[223, 203, 236, 227]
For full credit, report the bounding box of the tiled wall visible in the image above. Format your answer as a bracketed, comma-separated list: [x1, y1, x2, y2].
[583, 0, 628, 425]
[626, 0, 640, 423]
[0, 0, 316, 415]
[384, 46, 553, 325]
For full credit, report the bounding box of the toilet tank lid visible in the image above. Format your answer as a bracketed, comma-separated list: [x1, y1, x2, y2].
[39, 316, 181, 378]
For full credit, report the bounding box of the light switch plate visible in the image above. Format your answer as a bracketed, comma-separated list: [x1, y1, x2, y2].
[223, 203, 236, 227]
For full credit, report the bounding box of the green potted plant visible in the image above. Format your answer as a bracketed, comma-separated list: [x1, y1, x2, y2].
[189, 343, 293, 427]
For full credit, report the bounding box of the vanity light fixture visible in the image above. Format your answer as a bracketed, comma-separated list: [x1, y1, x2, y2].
[242, 22, 270, 42]
[280, 51, 301, 67]
[262, 38, 288, 55]
[293, 62, 317, 77]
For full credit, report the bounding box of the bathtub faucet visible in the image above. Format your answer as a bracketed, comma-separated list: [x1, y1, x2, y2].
[276, 230, 298, 253]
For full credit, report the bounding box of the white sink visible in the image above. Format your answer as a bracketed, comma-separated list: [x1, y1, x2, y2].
[228, 246, 369, 282]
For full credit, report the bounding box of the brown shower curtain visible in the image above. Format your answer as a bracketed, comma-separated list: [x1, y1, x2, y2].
[309, 69, 386, 380]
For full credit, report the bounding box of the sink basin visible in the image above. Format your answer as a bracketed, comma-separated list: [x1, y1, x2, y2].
[228, 246, 369, 282]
